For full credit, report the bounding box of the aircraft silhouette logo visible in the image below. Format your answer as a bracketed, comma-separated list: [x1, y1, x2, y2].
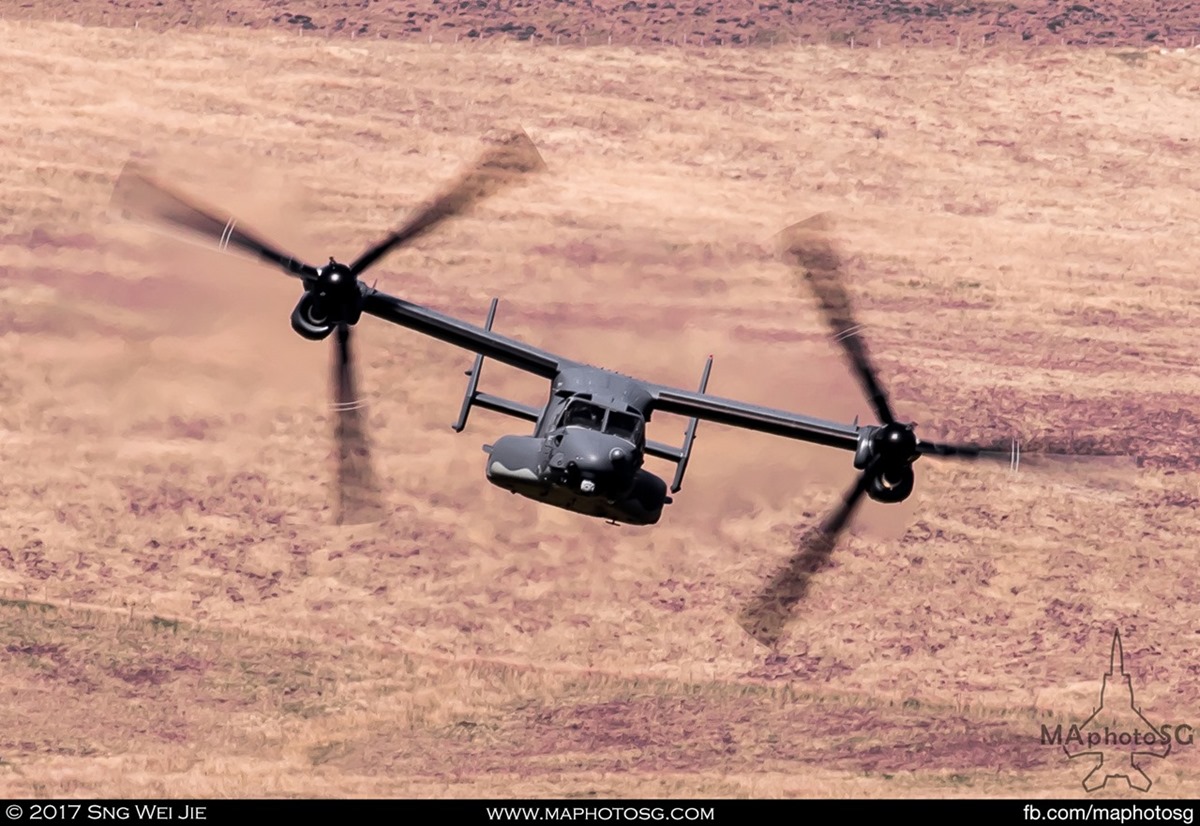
[1053, 630, 1172, 792]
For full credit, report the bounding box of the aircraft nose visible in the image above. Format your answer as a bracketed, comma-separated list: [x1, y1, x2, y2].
[556, 432, 635, 495]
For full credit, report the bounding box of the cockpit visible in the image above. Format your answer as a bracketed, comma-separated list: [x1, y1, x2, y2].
[558, 399, 644, 443]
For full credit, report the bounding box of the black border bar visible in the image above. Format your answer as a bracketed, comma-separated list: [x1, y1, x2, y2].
[1, 800, 1197, 822]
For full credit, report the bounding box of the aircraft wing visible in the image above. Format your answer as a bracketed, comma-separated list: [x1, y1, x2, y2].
[647, 382, 863, 452]
[361, 288, 564, 380]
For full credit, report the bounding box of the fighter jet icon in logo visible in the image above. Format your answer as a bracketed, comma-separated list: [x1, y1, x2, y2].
[1062, 630, 1171, 792]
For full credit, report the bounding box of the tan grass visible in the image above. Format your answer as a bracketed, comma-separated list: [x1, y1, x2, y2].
[1, 21, 1200, 797]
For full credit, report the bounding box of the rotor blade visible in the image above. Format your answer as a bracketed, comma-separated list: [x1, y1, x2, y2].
[917, 436, 1135, 470]
[348, 129, 547, 277]
[331, 323, 384, 525]
[777, 214, 896, 425]
[917, 438, 1022, 465]
[111, 161, 319, 280]
[738, 466, 875, 649]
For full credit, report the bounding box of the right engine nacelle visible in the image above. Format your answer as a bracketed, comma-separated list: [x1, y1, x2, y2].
[867, 465, 914, 504]
[291, 291, 335, 341]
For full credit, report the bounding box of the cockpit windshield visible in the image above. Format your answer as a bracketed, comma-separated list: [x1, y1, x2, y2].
[561, 401, 606, 429]
[558, 401, 643, 442]
[604, 411, 641, 441]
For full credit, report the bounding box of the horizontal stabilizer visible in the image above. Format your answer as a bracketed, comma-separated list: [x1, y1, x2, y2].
[473, 392, 540, 424]
[646, 440, 684, 463]
[645, 357, 713, 494]
[453, 298, 541, 432]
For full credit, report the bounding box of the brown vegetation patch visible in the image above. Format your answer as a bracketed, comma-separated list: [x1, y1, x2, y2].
[11, 1, 1200, 48]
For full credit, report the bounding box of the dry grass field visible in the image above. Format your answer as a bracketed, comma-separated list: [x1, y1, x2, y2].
[16, 0, 1200, 48]
[2, 14, 1200, 799]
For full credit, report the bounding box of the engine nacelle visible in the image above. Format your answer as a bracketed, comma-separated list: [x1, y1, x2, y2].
[854, 423, 917, 503]
[625, 469, 670, 521]
[485, 434, 546, 488]
[867, 465, 914, 503]
[853, 426, 878, 469]
[291, 291, 335, 341]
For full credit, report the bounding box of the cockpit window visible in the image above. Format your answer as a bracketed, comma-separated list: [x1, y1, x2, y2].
[561, 401, 606, 429]
[605, 411, 641, 441]
[558, 400, 643, 440]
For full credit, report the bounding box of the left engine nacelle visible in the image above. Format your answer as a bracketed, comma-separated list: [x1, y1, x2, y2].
[291, 291, 335, 341]
[485, 434, 545, 490]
